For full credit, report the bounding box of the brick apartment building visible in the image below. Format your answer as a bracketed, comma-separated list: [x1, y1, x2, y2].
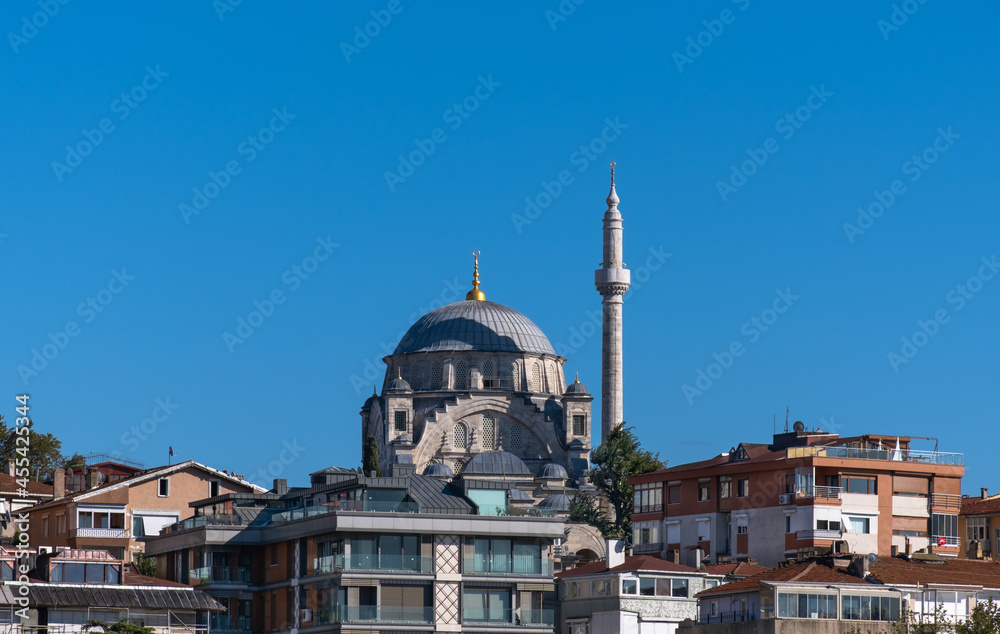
[628, 424, 964, 567]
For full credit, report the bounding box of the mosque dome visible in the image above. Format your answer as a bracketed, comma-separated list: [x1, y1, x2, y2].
[462, 450, 533, 476]
[393, 300, 555, 356]
[564, 374, 590, 395]
[537, 463, 568, 480]
[538, 493, 572, 512]
[424, 463, 454, 479]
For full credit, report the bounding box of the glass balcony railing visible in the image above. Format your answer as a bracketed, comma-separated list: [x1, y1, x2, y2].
[313, 554, 432, 574]
[786, 446, 964, 465]
[189, 565, 252, 584]
[463, 557, 553, 576]
[463, 608, 554, 626]
[337, 605, 433, 623]
[209, 614, 251, 632]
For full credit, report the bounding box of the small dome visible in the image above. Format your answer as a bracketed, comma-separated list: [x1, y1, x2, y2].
[508, 487, 532, 502]
[424, 463, 454, 479]
[537, 463, 568, 480]
[388, 377, 412, 393]
[538, 493, 571, 512]
[462, 450, 533, 476]
[565, 372, 589, 395]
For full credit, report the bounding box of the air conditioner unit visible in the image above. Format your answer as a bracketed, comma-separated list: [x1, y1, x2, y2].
[37, 546, 53, 554]
[779, 494, 792, 505]
[299, 608, 312, 622]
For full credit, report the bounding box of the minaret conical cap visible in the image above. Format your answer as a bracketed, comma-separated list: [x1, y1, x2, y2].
[606, 161, 619, 207]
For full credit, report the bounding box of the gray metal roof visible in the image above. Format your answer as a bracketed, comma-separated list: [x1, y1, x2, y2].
[393, 300, 555, 355]
[537, 463, 569, 480]
[463, 450, 533, 476]
[23, 584, 223, 610]
[407, 475, 474, 514]
[508, 487, 533, 502]
[538, 493, 571, 511]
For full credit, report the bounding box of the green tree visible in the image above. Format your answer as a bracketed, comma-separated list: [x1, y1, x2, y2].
[64, 453, 86, 470]
[83, 620, 155, 634]
[957, 598, 1000, 634]
[572, 422, 664, 540]
[362, 435, 382, 477]
[0, 415, 65, 481]
[132, 551, 156, 577]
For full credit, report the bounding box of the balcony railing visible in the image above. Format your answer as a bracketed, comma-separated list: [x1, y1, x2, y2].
[189, 565, 252, 585]
[797, 529, 843, 540]
[787, 446, 964, 465]
[313, 553, 432, 574]
[933, 535, 960, 547]
[327, 605, 433, 623]
[930, 493, 962, 509]
[463, 556, 553, 576]
[71, 527, 127, 538]
[463, 608, 554, 626]
[699, 611, 758, 625]
[209, 614, 252, 632]
[794, 485, 843, 500]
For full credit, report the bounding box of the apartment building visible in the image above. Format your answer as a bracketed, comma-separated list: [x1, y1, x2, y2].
[959, 489, 1000, 561]
[628, 424, 964, 567]
[143, 462, 566, 632]
[26, 460, 264, 561]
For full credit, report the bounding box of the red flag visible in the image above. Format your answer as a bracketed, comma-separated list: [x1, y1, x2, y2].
[937, 536, 946, 546]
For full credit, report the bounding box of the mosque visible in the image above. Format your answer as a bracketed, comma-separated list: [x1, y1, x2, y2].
[360, 164, 630, 517]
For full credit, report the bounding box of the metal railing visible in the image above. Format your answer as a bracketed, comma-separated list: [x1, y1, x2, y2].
[462, 608, 554, 626]
[335, 605, 433, 623]
[787, 446, 963, 465]
[463, 557, 553, 576]
[71, 527, 128, 538]
[189, 565, 252, 584]
[793, 485, 843, 500]
[699, 611, 758, 624]
[313, 554, 432, 574]
[797, 529, 843, 540]
[933, 535, 960, 547]
[930, 493, 962, 509]
[209, 614, 252, 632]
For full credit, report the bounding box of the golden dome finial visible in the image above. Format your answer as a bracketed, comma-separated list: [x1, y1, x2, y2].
[466, 250, 485, 301]
[397, 367, 402, 380]
[575, 372, 580, 383]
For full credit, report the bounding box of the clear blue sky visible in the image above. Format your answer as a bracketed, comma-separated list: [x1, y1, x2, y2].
[4, 2, 998, 493]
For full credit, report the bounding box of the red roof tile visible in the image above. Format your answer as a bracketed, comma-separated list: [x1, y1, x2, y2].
[869, 556, 1000, 588]
[697, 561, 868, 597]
[703, 561, 772, 577]
[961, 497, 1000, 516]
[0, 473, 53, 497]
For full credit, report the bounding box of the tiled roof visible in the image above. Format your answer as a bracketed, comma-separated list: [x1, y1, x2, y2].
[869, 556, 1000, 588]
[703, 561, 772, 577]
[696, 561, 868, 597]
[0, 473, 52, 497]
[961, 496, 1000, 516]
[557, 555, 700, 578]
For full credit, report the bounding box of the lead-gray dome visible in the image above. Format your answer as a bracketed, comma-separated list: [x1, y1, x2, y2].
[462, 450, 533, 476]
[393, 300, 555, 355]
[537, 463, 568, 480]
[538, 493, 571, 512]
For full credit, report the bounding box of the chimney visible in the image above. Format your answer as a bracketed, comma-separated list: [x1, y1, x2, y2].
[54, 468, 66, 500]
[272, 478, 288, 495]
[605, 539, 626, 570]
[6, 459, 14, 476]
[904, 537, 912, 558]
[88, 470, 101, 490]
[982, 488, 989, 500]
[695, 548, 705, 570]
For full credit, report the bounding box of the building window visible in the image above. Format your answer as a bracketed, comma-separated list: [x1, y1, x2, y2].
[209, 480, 220, 498]
[482, 360, 498, 389]
[431, 360, 443, 389]
[817, 518, 842, 531]
[843, 476, 877, 495]
[464, 588, 511, 623]
[633, 521, 660, 546]
[737, 479, 749, 498]
[622, 579, 637, 595]
[270, 544, 278, 566]
[667, 483, 681, 504]
[456, 360, 469, 390]
[482, 415, 496, 450]
[453, 423, 468, 449]
[698, 480, 711, 502]
[41, 516, 49, 538]
[671, 579, 689, 598]
[968, 516, 988, 541]
[785, 516, 792, 533]
[158, 478, 170, 497]
[570, 622, 590, 634]
[55, 514, 66, 535]
[777, 592, 839, 619]
[697, 519, 711, 542]
[633, 483, 663, 513]
[932, 513, 959, 546]
[846, 517, 871, 534]
[508, 362, 520, 391]
[719, 476, 731, 499]
[394, 410, 407, 432]
[506, 424, 525, 452]
[842, 594, 901, 621]
[572, 415, 587, 436]
[737, 525, 748, 534]
[639, 578, 655, 596]
[530, 363, 541, 392]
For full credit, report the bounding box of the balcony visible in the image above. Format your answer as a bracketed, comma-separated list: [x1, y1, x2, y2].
[932, 535, 960, 547]
[463, 556, 554, 577]
[209, 614, 251, 632]
[787, 446, 964, 466]
[930, 493, 962, 510]
[315, 605, 432, 624]
[189, 565, 252, 585]
[793, 485, 843, 500]
[463, 608, 555, 626]
[797, 529, 843, 541]
[70, 528, 127, 539]
[313, 554, 432, 574]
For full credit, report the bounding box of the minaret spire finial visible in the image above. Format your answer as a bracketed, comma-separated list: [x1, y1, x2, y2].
[606, 162, 620, 208]
[466, 250, 486, 301]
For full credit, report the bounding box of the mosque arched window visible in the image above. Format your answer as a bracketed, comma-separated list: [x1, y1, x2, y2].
[453, 423, 468, 449]
[482, 360, 498, 389]
[482, 415, 497, 450]
[430, 360, 442, 390]
[456, 360, 469, 390]
[530, 363, 541, 393]
[503, 362, 516, 391]
[507, 424, 525, 453]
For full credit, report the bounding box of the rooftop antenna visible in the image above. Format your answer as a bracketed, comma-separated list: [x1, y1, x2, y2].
[784, 406, 789, 433]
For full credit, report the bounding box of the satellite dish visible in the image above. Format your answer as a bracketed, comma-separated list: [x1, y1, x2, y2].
[867, 553, 878, 564]
[793, 421, 805, 433]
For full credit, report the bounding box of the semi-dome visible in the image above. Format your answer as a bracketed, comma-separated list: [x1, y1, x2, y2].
[462, 450, 533, 476]
[537, 463, 568, 480]
[424, 463, 454, 479]
[393, 300, 555, 355]
[538, 493, 571, 512]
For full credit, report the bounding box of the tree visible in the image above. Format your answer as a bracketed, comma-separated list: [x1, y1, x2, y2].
[362, 435, 382, 477]
[0, 415, 65, 481]
[64, 453, 86, 470]
[83, 620, 155, 634]
[132, 551, 156, 577]
[573, 422, 664, 540]
[957, 598, 1000, 634]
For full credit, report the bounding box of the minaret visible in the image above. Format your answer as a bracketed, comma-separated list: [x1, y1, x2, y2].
[594, 162, 630, 443]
